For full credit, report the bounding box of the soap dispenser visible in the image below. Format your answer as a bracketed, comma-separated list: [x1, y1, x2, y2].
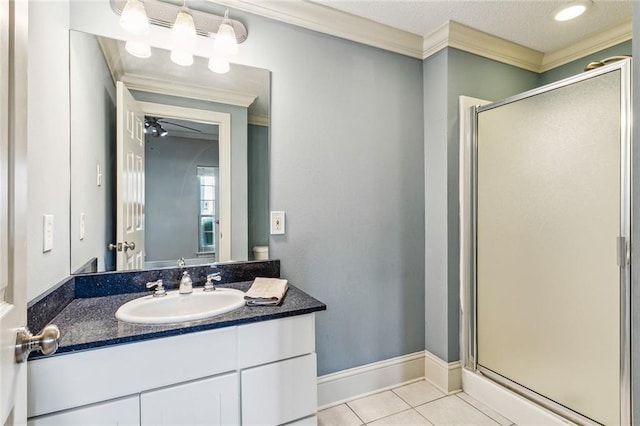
[179, 271, 193, 294]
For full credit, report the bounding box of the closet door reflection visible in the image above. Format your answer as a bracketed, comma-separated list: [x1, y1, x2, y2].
[475, 67, 627, 425]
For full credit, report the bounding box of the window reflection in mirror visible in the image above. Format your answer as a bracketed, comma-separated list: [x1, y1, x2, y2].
[197, 166, 217, 254]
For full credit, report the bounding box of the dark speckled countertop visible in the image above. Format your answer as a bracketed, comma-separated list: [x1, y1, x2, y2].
[27, 261, 326, 360]
[32, 281, 325, 359]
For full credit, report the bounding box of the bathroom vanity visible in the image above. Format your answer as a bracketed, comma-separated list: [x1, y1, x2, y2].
[26, 262, 326, 425]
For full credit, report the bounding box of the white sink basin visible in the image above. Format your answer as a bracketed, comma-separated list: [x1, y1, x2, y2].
[116, 288, 246, 324]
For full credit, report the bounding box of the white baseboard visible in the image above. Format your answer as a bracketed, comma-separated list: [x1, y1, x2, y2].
[317, 352, 425, 409]
[424, 350, 462, 394]
[462, 369, 568, 426]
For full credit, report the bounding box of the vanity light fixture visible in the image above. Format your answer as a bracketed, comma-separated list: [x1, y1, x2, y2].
[170, 4, 197, 66]
[120, 0, 149, 35]
[125, 40, 151, 58]
[214, 10, 238, 57]
[120, 0, 152, 58]
[553, 0, 592, 21]
[208, 10, 236, 74]
[208, 55, 230, 74]
[111, 0, 248, 74]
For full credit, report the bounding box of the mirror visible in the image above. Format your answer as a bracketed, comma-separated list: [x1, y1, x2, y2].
[69, 30, 270, 274]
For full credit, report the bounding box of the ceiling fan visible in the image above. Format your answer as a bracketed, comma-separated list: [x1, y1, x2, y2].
[144, 116, 203, 137]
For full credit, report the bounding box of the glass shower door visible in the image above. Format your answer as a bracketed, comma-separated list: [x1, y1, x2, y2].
[473, 62, 630, 425]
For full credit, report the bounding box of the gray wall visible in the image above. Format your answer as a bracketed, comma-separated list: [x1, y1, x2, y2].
[424, 48, 539, 362]
[145, 135, 219, 261]
[257, 18, 426, 375]
[248, 124, 269, 256]
[69, 30, 116, 273]
[538, 40, 631, 86]
[27, 1, 72, 300]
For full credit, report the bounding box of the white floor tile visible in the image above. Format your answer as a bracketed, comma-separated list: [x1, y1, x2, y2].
[457, 393, 513, 426]
[368, 409, 434, 426]
[416, 395, 500, 425]
[347, 391, 411, 423]
[393, 380, 446, 407]
[318, 404, 363, 426]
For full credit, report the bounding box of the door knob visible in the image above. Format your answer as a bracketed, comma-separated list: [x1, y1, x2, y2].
[15, 324, 60, 363]
[108, 242, 135, 251]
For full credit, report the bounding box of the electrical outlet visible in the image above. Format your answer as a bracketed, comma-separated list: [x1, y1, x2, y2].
[270, 211, 285, 235]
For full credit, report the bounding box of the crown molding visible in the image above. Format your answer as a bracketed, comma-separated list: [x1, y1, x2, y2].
[445, 21, 544, 72]
[421, 22, 450, 59]
[540, 18, 632, 72]
[249, 114, 269, 126]
[210, 0, 424, 58]
[212, 0, 631, 74]
[120, 73, 258, 108]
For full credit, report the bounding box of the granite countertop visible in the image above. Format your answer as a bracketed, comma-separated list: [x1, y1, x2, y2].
[31, 281, 326, 360]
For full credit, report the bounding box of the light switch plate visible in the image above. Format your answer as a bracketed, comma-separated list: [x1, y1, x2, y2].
[270, 211, 285, 235]
[79, 213, 86, 240]
[43, 214, 54, 252]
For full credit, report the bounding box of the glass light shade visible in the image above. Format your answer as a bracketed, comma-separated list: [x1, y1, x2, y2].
[125, 40, 151, 58]
[120, 0, 149, 35]
[214, 22, 238, 57]
[170, 50, 194, 66]
[171, 10, 197, 66]
[208, 56, 230, 74]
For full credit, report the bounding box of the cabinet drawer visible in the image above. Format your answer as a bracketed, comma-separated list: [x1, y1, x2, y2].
[241, 353, 317, 425]
[141, 373, 239, 425]
[27, 395, 139, 426]
[28, 327, 237, 417]
[238, 314, 315, 368]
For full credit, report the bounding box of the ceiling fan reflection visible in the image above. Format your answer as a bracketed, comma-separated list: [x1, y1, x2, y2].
[144, 116, 203, 137]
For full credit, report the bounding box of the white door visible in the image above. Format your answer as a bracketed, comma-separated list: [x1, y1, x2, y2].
[116, 82, 145, 270]
[0, 0, 28, 423]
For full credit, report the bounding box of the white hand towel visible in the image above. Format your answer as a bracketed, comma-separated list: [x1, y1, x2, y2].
[245, 277, 289, 306]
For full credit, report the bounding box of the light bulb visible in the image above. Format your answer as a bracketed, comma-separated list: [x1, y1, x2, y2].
[208, 56, 230, 74]
[171, 9, 197, 66]
[214, 22, 238, 57]
[214, 10, 238, 57]
[120, 0, 149, 35]
[125, 40, 151, 58]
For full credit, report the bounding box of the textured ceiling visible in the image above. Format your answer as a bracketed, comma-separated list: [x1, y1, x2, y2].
[310, 0, 632, 53]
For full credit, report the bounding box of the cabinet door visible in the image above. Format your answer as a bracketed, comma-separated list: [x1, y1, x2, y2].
[27, 395, 139, 426]
[141, 373, 239, 425]
[242, 353, 317, 425]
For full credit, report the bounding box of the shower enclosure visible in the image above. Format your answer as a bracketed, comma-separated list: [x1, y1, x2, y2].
[462, 59, 631, 425]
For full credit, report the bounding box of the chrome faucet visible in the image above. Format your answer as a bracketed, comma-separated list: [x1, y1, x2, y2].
[177, 257, 186, 268]
[146, 279, 166, 297]
[179, 271, 193, 294]
[203, 272, 222, 292]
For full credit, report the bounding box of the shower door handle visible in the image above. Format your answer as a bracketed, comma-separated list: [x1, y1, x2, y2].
[617, 236, 629, 267]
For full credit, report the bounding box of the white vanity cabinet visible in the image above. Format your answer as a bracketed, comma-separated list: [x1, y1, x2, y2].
[238, 314, 317, 425]
[27, 314, 318, 426]
[140, 373, 240, 425]
[27, 395, 140, 426]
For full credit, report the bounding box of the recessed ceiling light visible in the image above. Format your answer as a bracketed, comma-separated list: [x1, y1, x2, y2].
[553, 0, 592, 21]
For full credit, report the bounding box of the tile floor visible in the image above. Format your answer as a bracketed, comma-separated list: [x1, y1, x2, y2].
[318, 380, 516, 426]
